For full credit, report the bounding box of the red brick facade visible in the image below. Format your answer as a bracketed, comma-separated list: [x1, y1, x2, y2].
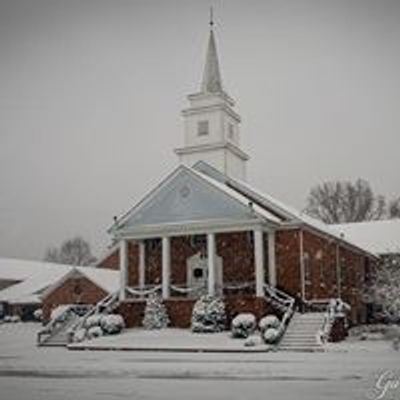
[116, 296, 280, 329]
[98, 228, 374, 326]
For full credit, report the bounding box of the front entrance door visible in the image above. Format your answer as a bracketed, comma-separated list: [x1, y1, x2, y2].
[187, 252, 223, 298]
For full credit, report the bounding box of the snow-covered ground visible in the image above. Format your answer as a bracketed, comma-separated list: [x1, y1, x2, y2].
[0, 322, 399, 400]
[69, 327, 271, 351]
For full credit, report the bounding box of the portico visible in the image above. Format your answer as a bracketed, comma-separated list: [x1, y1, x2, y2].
[117, 224, 277, 303]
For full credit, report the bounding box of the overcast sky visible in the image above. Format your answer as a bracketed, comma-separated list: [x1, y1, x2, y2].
[1, 0, 399, 261]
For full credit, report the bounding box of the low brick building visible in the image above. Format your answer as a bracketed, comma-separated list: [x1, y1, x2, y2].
[0, 259, 118, 321]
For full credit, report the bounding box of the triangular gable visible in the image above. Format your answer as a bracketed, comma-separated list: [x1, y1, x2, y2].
[112, 165, 264, 234]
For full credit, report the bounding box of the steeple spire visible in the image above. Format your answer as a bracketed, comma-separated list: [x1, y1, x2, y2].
[201, 9, 223, 93]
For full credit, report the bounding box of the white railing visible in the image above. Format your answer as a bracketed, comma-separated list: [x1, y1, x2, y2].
[37, 304, 90, 345]
[67, 291, 120, 342]
[263, 283, 296, 340]
[320, 298, 351, 343]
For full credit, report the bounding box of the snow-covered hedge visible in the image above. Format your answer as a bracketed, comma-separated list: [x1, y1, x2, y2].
[73, 328, 87, 343]
[142, 294, 169, 330]
[33, 309, 43, 322]
[259, 315, 280, 332]
[3, 315, 21, 323]
[84, 314, 103, 329]
[231, 313, 257, 338]
[72, 313, 125, 342]
[191, 295, 226, 333]
[263, 327, 280, 344]
[100, 314, 125, 334]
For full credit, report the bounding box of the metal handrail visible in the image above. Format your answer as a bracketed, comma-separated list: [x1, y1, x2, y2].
[263, 283, 296, 341]
[37, 304, 90, 345]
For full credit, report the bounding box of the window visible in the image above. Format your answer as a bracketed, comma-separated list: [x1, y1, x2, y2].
[193, 268, 204, 279]
[304, 252, 311, 284]
[197, 120, 209, 136]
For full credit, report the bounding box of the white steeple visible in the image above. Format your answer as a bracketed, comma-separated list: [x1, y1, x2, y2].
[174, 15, 249, 181]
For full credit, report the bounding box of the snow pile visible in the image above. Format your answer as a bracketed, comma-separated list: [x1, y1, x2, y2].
[191, 295, 226, 333]
[231, 313, 256, 338]
[259, 315, 280, 332]
[142, 294, 169, 330]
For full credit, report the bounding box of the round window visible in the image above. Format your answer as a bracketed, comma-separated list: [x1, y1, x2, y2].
[193, 267, 204, 279]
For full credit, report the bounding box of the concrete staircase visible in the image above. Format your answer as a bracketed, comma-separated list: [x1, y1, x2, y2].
[279, 312, 325, 352]
[40, 313, 81, 347]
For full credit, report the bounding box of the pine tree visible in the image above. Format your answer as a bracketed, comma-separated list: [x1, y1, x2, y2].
[142, 294, 169, 329]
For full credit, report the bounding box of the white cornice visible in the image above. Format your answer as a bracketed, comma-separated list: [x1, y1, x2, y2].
[175, 141, 250, 161]
[114, 218, 277, 240]
[182, 103, 241, 123]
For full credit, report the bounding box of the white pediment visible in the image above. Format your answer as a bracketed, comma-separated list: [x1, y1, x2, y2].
[112, 166, 261, 235]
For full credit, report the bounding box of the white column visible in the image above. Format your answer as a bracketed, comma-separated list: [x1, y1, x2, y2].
[162, 237, 170, 299]
[119, 239, 128, 301]
[207, 233, 216, 296]
[268, 231, 277, 287]
[254, 228, 265, 297]
[139, 241, 146, 290]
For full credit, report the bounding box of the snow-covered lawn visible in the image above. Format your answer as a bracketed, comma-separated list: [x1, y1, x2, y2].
[0, 322, 399, 400]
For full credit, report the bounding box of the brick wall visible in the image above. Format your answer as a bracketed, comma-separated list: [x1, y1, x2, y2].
[217, 231, 255, 296]
[42, 276, 108, 322]
[302, 230, 339, 301]
[117, 296, 282, 329]
[276, 229, 301, 298]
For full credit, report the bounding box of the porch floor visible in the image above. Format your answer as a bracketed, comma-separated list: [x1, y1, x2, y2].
[68, 328, 272, 352]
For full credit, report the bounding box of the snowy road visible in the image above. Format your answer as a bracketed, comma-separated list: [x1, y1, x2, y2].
[0, 323, 399, 400]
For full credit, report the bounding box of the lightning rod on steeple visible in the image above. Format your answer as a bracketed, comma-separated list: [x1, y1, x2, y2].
[209, 6, 214, 29]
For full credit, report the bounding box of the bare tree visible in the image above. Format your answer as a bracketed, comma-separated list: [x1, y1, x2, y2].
[304, 179, 386, 224]
[44, 236, 97, 266]
[366, 254, 400, 323]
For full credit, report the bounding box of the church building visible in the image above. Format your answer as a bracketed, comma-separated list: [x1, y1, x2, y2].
[97, 23, 376, 328]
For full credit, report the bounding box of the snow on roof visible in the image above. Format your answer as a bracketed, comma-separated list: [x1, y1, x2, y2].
[0, 258, 118, 304]
[196, 168, 376, 256]
[189, 167, 282, 224]
[333, 219, 400, 255]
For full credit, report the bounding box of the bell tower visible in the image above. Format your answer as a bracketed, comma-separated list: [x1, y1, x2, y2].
[175, 14, 249, 181]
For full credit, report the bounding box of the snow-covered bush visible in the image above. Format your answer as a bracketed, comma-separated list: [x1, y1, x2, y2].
[259, 315, 280, 332]
[142, 294, 169, 330]
[84, 314, 102, 329]
[87, 326, 103, 339]
[10, 315, 21, 323]
[191, 295, 226, 333]
[3, 315, 19, 323]
[73, 328, 87, 343]
[100, 314, 125, 335]
[263, 327, 280, 344]
[33, 309, 43, 322]
[231, 313, 256, 338]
